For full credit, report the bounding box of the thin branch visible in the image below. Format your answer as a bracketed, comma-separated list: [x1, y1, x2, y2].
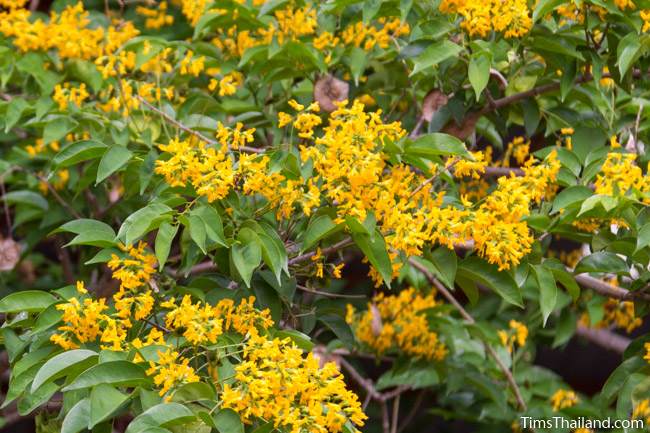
[296, 284, 366, 299]
[136, 96, 262, 154]
[484, 166, 524, 177]
[575, 325, 630, 354]
[409, 159, 459, 199]
[574, 273, 650, 301]
[35, 174, 82, 219]
[381, 401, 390, 433]
[338, 357, 384, 401]
[287, 237, 354, 266]
[390, 394, 400, 433]
[397, 391, 425, 433]
[408, 257, 528, 411]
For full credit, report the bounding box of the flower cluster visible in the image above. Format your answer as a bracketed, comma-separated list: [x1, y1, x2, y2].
[439, 0, 532, 38]
[497, 320, 528, 353]
[0, 2, 138, 60]
[594, 152, 650, 200]
[550, 389, 579, 411]
[346, 288, 448, 360]
[222, 333, 367, 433]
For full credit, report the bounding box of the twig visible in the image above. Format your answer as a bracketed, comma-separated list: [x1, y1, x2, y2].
[136, 96, 262, 154]
[296, 284, 366, 299]
[35, 174, 82, 219]
[574, 273, 650, 301]
[409, 159, 459, 199]
[484, 166, 524, 177]
[390, 394, 400, 433]
[575, 325, 630, 354]
[288, 237, 354, 266]
[338, 357, 384, 401]
[408, 257, 528, 411]
[0, 176, 12, 237]
[397, 391, 425, 433]
[143, 318, 171, 333]
[381, 401, 390, 433]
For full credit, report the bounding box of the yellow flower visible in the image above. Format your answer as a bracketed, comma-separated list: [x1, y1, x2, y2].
[147, 349, 199, 398]
[346, 288, 447, 360]
[550, 389, 578, 411]
[222, 333, 366, 432]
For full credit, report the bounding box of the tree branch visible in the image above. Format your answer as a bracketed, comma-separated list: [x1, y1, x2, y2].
[136, 96, 263, 154]
[574, 274, 650, 302]
[575, 325, 630, 354]
[287, 237, 354, 266]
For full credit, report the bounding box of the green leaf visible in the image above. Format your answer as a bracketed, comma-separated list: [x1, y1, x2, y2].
[155, 222, 178, 269]
[468, 52, 490, 100]
[89, 384, 130, 428]
[63, 360, 150, 391]
[362, 0, 381, 22]
[258, 232, 286, 284]
[318, 314, 354, 345]
[273, 329, 314, 351]
[0, 290, 57, 313]
[574, 252, 628, 275]
[636, 223, 650, 252]
[532, 264, 557, 326]
[44, 117, 77, 144]
[376, 363, 439, 391]
[231, 228, 262, 288]
[551, 186, 593, 214]
[617, 32, 642, 77]
[192, 205, 227, 248]
[427, 246, 457, 289]
[54, 140, 107, 168]
[550, 268, 580, 301]
[125, 403, 196, 433]
[351, 229, 392, 287]
[213, 409, 244, 433]
[2, 190, 48, 210]
[302, 214, 340, 251]
[533, 0, 566, 21]
[348, 47, 367, 85]
[406, 133, 470, 159]
[458, 257, 523, 307]
[171, 382, 216, 403]
[116, 203, 172, 246]
[31, 349, 98, 392]
[411, 40, 463, 76]
[57, 219, 117, 248]
[188, 214, 208, 254]
[97, 146, 133, 184]
[62, 398, 91, 433]
[5, 98, 29, 132]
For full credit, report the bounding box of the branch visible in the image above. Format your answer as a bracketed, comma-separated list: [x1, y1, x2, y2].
[35, 174, 82, 219]
[408, 257, 528, 411]
[574, 274, 650, 302]
[136, 96, 263, 154]
[287, 237, 354, 266]
[338, 357, 410, 404]
[483, 166, 524, 177]
[575, 325, 630, 354]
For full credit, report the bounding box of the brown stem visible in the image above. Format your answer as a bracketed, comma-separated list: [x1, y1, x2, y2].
[287, 237, 354, 266]
[390, 394, 400, 433]
[575, 325, 630, 354]
[574, 274, 650, 301]
[136, 96, 262, 154]
[36, 175, 82, 219]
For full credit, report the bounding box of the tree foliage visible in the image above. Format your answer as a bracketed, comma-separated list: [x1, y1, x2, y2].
[1, 0, 650, 432]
